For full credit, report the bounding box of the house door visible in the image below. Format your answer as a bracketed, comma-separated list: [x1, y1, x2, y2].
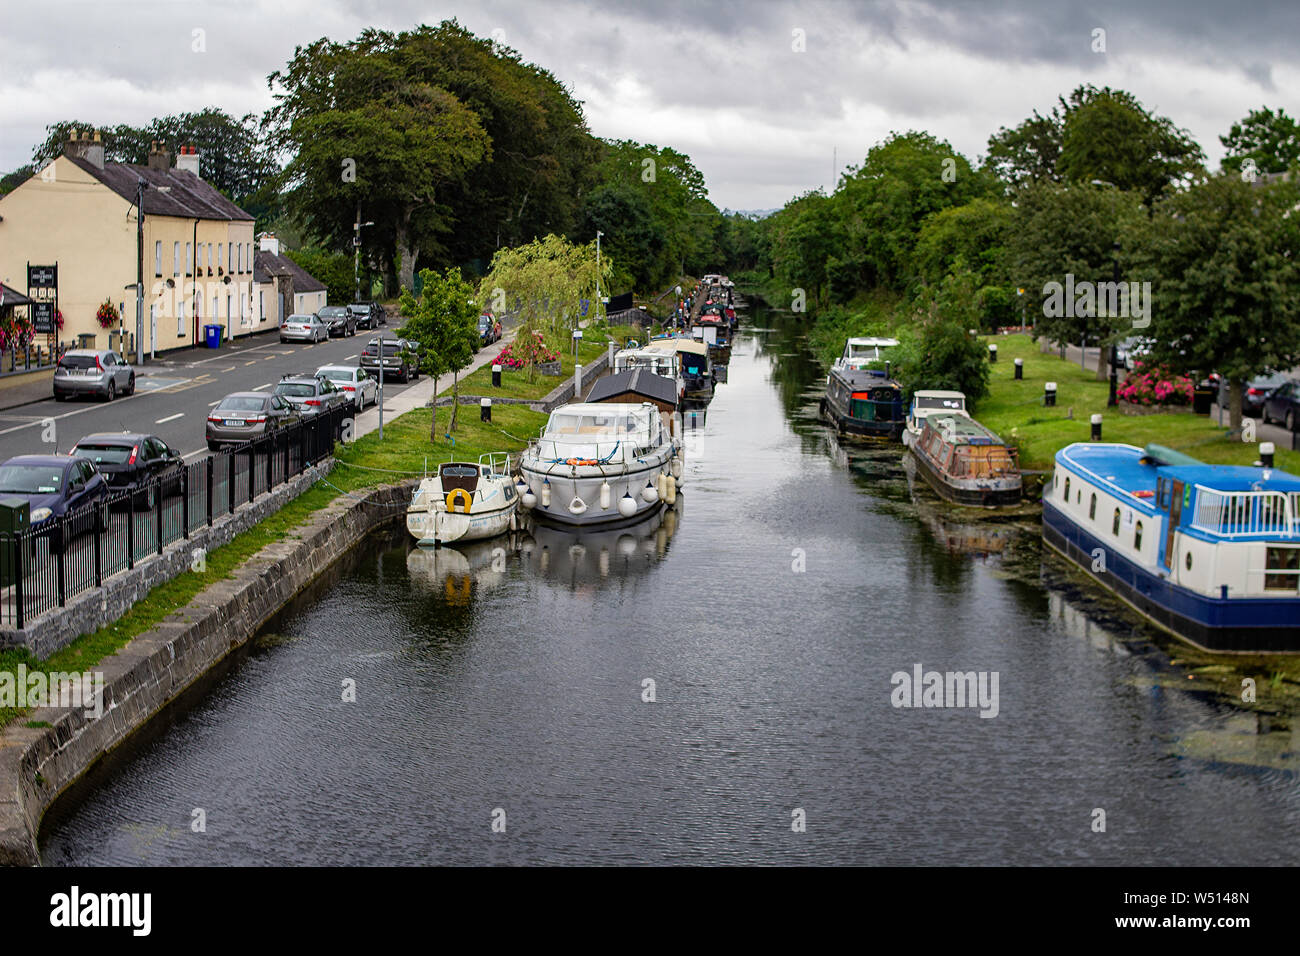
[1163, 480, 1184, 569]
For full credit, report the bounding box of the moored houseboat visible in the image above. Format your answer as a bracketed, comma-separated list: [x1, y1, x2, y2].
[818, 337, 905, 439]
[1043, 442, 1300, 652]
[908, 414, 1022, 507]
[903, 389, 969, 447]
[646, 337, 713, 402]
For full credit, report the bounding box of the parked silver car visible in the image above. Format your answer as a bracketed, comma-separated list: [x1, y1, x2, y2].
[53, 349, 136, 402]
[316, 364, 378, 410]
[279, 313, 329, 344]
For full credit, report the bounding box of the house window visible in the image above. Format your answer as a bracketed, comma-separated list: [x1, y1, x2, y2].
[155, 241, 162, 277]
[207, 244, 212, 270]
[1265, 546, 1299, 591]
[259, 291, 265, 321]
[217, 244, 223, 272]
[237, 243, 242, 274]
[1134, 521, 1143, 551]
[175, 241, 181, 276]
[1089, 493, 1097, 521]
[228, 243, 234, 273]
[246, 243, 252, 273]
[1112, 508, 1121, 536]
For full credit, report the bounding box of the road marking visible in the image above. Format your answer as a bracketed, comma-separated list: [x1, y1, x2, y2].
[244, 361, 258, 366]
[252, 383, 271, 391]
[156, 413, 184, 424]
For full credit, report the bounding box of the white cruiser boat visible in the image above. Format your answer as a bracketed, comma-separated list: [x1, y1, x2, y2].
[518, 402, 681, 525]
[406, 453, 519, 546]
[903, 389, 969, 447]
[613, 346, 685, 402]
[1044, 442, 1300, 652]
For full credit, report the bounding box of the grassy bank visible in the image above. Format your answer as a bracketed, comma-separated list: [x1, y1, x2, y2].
[978, 334, 1300, 473]
[0, 402, 546, 728]
[457, 323, 643, 401]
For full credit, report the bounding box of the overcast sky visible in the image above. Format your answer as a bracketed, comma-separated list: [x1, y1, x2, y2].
[3, 0, 1297, 211]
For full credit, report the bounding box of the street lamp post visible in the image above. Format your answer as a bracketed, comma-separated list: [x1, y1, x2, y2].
[1108, 241, 1121, 408]
[595, 230, 603, 324]
[134, 178, 148, 365]
[354, 215, 375, 302]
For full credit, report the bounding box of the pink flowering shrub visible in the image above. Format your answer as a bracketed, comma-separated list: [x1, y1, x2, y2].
[495, 331, 559, 371]
[1118, 360, 1194, 406]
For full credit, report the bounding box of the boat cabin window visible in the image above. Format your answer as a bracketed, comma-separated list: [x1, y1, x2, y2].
[1089, 493, 1097, 521]
[1264, 546, 1299, 591]
[547, 410, 651, 439]
[1157, 479, 1172, 509]
[1112, 508, 1121, 536]
[1064, 477, 1071, 501]
[1134, 521, 1143, 551]
[440, 464, 479, 478]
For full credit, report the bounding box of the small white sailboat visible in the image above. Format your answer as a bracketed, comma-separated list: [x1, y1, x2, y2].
[406, 452, 520, 546]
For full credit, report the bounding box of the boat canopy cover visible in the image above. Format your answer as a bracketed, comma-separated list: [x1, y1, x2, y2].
[647, 337, 709, 357]
[1142, 443, 1203, 467]
[544, 402, 658, 440]
[926, 414, 1007, 446]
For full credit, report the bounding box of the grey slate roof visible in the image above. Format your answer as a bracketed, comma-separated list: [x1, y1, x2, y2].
[585, 368, 679, 406]
[253, 250, 326, 293]
[67, 156, 253, 222]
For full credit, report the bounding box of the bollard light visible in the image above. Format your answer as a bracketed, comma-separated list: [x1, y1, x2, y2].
[1260, 441, 1275, 468]
[988, 343, 998, 363]
[1044, 381, 1058, 407]
[492, 363, 501, 388]
[1014, 358, 1023, 380]
[1090, 413, 1102, 441]
[480, 397, 491, 422]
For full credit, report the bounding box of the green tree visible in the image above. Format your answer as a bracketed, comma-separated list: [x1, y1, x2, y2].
[578, 183, 665, 293]
[397, 266, 481, 439]
[478, 234, 610, 346]
[1128, 174, 1300, 432]
[1220, 106, 1300, 177]
[285, 247, 356, 305]
[984, 109, 1064, 188]
[914, 198, 1013, 287]
[893, 268, 991, 405]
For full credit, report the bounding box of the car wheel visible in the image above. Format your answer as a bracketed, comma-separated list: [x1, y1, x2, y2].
[103, 381, 116, 402]
[207, 440, 219, 451]
[1288, 410, 1296, 432]
[54, 392, 67, 402]
[125, 372, 136, 396]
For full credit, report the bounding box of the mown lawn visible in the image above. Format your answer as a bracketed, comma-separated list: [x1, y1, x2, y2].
[457, 324, 642, 401]
[0, 402, 547, 728]
[978, 334, 1300, 473]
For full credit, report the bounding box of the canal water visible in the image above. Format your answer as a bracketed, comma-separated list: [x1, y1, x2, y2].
[41, 300, 1299, 865]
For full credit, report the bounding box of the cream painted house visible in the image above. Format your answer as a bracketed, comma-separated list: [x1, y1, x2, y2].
[0, 132, 256, 353]
[252, 233, 327, 328]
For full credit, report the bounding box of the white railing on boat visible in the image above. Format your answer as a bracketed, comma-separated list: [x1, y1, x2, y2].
[1191, 486, 1300, 538]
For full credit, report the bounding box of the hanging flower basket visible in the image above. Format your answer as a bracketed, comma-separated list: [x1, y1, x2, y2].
[95, 298, 120, 330]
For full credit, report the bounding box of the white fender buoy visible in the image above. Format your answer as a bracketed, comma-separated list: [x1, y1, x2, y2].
[618, 492, 638, 518]
[541, 479, 551, 508]
[568, 496, 588, 515]
[642, 480, 659, 504]
[600, 481, 611, 510]
[665, 474, 677, 506]
[671, 456, 683, 479]
[521, 490, 537, 509]
[657, 473, 668, 501]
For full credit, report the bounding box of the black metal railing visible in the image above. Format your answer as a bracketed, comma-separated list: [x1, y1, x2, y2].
[0, 405, 349, 630]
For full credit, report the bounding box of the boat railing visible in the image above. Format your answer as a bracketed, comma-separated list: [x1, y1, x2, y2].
[479, 451, 512, 476]
[1191, 486, 1299, 538]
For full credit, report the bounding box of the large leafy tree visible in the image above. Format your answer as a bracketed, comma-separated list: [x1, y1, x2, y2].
[984, 86, 1204, 205]
[397, 266, 481, 439]
[1128, 174, 1300, 431]
[1220, 107, 1300, 177]
[893, 268, 992, 405]
[1009, 181, 1148, 377]
[578, 183, 665, 293]
[31, 110, 276, 203]
[268, 30, 490, 293]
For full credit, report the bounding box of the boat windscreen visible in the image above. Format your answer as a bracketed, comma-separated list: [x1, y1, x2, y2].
[547, 410, 650, 438]
[915, 396, 965, 410]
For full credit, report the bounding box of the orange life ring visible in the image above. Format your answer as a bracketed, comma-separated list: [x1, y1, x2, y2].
[565, 458, 598, 466]
[445, 488, 473, 513]
[1132, 490, 1155, 499]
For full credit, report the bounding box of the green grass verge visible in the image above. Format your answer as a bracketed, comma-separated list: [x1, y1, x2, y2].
[457, 324, 641, 401]
[0, 402, 546, 728]
[977, 334, 1300, 474]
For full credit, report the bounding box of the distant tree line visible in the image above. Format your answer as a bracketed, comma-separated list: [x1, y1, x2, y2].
[738, 86, 1300, 426]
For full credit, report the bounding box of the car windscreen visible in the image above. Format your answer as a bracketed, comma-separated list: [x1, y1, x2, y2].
[216, 397, 267, 412]
[58, 355, 97, 370]
[71, 444, 132, 465]
[0, 464, 63, 494]
[274, 383, 315, 398]
[319, 308, 346, 317]
[318, 369, 351, 381]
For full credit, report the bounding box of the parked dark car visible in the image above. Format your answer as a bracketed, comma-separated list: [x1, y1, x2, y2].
[272, 373, 351, 419]
[369, 302, 388, 327]
[477, 313, 501, 348]
[349, 302, 387, 330]
[0, 454, 108, 550]
[206, 392, 300, 450]
[319, 305, 357, 337]
[359, 336, 420, 383]
[1244, 371, 1290, 418]
[53, 349, 136, 402]
[69, 432, 185, 510]
[1262, 378, 1300, 431]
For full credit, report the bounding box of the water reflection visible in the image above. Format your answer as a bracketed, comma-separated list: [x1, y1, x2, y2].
[519, 503, 681, 588]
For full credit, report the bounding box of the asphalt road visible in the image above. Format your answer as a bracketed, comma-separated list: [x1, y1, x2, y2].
[0, 329, 447, 465]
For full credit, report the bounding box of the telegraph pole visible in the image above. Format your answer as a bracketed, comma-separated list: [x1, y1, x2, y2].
[135, 178, 147, 365]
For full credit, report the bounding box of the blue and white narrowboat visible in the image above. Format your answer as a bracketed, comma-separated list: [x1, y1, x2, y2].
[1043, 442, 1300, 652]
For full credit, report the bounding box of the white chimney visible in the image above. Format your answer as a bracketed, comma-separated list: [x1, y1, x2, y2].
[258, 232, 280, 256]
[175, 145, 200, 178]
